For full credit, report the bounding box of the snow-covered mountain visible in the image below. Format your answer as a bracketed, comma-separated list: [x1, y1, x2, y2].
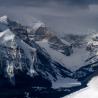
[0, 16, 79, 90]
[0, 15, 98, 98]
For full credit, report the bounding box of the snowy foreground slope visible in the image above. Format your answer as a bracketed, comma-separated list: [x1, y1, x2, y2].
[63, 76, 98, 98]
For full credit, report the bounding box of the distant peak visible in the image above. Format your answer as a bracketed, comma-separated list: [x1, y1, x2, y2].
[0, 15, 8, 24]
[33, 22, 45, 30]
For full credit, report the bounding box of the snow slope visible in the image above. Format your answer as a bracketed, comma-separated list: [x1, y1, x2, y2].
[36, 32, 98, 72]
[36, 39, 90, 71]
[63, 76, 98, 98]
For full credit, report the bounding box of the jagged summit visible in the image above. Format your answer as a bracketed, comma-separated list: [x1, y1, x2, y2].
[0, 29, 15, 45]
[32, 20, 45, 31]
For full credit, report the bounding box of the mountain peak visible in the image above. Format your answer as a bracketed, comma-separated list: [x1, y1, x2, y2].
[0, 15, 8, 24]
[33, 21, 45, 31]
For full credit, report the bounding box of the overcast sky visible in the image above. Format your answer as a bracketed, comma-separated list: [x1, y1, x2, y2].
[0, 0, 98, 35]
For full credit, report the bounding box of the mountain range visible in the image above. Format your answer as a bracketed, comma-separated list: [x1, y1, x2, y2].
[0, 16, 98, 98]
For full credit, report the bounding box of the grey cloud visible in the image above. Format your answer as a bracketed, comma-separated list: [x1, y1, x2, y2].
[0, 0, 98, 6]
[0, 0, 98, 35]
